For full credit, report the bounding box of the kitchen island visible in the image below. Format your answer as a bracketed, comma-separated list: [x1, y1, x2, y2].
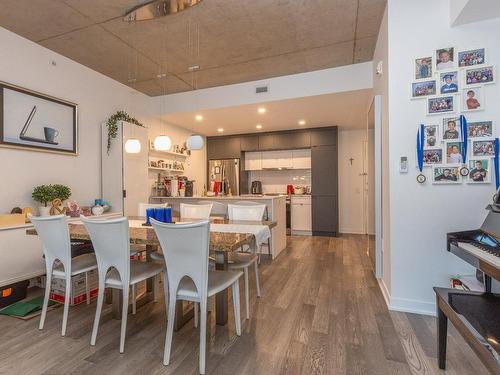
[151, 195, 287, 259]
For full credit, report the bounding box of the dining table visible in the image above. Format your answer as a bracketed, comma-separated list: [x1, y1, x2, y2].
[26, 216, 276, 330]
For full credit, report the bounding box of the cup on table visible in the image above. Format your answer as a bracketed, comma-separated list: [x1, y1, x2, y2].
[145, 208, 155, 225]
[164, 207, 172, 223]
[153, 208, 166, 222]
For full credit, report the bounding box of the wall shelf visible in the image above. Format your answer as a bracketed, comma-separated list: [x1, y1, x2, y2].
[149, 149, 189, 158]
[148, 166, 184, 173]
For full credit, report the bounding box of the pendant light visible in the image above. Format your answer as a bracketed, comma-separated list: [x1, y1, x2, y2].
[154, 134, 172, 151]
[124, 19, 142, 154]
[186, 20, 204, 150]
[153, 34, 172, 151]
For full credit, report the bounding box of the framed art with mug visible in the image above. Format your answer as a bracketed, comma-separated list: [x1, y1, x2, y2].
[0, 81, 77, 155]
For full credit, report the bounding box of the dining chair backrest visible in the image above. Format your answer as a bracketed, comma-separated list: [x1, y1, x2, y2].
[80, 216, 131, 286]
[228, 203, 266, 221]
[138, 203, 166, 217]
[180, 203, 213, 219]
[200, 201, 227, 218]
[151, 219, 210, 301]
[30, 214, 72, 271]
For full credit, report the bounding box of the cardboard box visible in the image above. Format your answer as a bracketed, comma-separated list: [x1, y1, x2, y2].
[48, 269, 99, 306]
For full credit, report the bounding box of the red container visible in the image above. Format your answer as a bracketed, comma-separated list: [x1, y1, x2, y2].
[287, 184, 294, 195]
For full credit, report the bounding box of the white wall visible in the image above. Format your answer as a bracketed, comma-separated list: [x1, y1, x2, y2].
[0, 26, 206, 214]
[338, 129, 366, 234]
[372, 5, 392, 298]
[152, 62, 373, 114]
[385, 0, 500, 314]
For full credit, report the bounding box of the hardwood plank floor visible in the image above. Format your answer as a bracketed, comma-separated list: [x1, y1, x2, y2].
[0, 235, 490, 375]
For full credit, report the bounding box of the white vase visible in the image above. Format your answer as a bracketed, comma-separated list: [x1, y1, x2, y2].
[92, 205, 104, 216]
[38, 206, 51, 216]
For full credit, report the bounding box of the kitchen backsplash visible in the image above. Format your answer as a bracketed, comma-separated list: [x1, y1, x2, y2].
[248, 170, 311, 193]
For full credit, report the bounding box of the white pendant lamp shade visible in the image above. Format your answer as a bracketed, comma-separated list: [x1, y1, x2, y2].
[187, 134, 204, 150]
[125, 138, 141, 153]
[154, 135, 172, 151]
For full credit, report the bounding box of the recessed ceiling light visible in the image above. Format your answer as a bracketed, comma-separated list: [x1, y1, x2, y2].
[217, 128, 224, 133]
[298, 120, 306, 125]
[256, 124, 263, 129]
[195, 114, 203, 121]
[258, 107, 266, 114]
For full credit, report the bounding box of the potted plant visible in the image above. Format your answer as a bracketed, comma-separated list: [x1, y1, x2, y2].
[32, 185, 55, 216]
[52, 184, 72, 202]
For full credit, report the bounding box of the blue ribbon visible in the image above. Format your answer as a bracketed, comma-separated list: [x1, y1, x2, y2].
[495, 138, 499, 190]
[460, 115, 468, 164]
[416, 124, 424, 172]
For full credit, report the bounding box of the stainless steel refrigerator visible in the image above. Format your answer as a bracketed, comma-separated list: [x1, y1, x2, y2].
[208, 159, 240, 195]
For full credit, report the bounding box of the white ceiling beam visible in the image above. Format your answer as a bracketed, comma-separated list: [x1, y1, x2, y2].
[451, 0, 500, 26]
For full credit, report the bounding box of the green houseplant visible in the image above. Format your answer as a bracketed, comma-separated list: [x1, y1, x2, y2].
[106, 110, 143, 155]
[52, 184, 72, 201]
[32, 184, 72, 216]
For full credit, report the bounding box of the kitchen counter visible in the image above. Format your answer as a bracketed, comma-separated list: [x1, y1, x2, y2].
[151, 196, 287, 259]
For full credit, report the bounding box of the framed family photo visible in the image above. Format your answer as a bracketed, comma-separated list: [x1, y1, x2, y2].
[0, 81, 78, 155]
[435, 47, 455, 71]
[439, 71, 458, 94]
[427, 95, 456, 116]
[445, 141, 464, 164]
[461, 86, 484, 112]
[467, 158, 490, 183]
[442, 117, 461, 140]
[414, 57, 433, 80]
[423, 149, 443, 165]
[424, 124, 440, 148]
[472, 139, 495, 157]
[432, 165, 461, 184]
[411, 80, 436, 99]
[458, 48, 486, 67]
[468, 121, 494, 139]
[464, 65, 495, 86]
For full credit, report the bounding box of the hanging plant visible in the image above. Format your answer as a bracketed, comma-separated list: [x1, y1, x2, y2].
[105, 110, 143, 154]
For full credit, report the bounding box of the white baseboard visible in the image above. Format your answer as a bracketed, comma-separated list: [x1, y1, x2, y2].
[339, 228, 365, 234]
[376, 278, 436, 317]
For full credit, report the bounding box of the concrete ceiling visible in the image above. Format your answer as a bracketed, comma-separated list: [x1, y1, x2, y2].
[0, 0, 386, 96]
[162, 89, 373, 136]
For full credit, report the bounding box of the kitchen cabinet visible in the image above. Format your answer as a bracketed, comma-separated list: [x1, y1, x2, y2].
[258, 134, 275, 150]
[292, 149, 311, 169]
[207, 136, 240, 159]
[279, 131, 310, 149]
[244, 151, 262, 170]
[311, 145, 337, 195]
[240, 135, 259, 151]
[310, 128, 337, 146]
[312, 195, 338, 235]
[261, 150, 293, 169]
[291, 196, 312, 234]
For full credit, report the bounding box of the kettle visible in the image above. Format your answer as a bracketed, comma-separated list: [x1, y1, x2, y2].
[251, 181, 262, 194]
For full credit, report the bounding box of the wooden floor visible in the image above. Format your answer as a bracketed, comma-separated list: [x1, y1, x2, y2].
[0, 235, 490, 375]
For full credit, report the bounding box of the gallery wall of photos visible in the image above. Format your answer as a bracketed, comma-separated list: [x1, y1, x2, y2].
[412, 47, 496, 184]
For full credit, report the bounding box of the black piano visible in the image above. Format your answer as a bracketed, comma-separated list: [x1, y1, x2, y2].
[436, 195, 500, 374]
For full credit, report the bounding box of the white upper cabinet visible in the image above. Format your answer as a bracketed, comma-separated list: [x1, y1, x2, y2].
[244, 151, 262, 170]
[261, 150, 293, 169]
[292, 149, 311, 169]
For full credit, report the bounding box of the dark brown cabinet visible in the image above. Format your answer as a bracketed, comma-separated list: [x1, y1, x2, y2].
[240, 135, 259, 151]
[312, 196, 338, 235]
[310, 128, 337, 146]
[258, 134, 275, 150]
[311, 145, 338, 195]
[207, 137, 240, 159]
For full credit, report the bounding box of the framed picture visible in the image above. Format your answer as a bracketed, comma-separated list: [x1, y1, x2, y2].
[414, 57, 433, 79]
[439, 71, 459, 94]
[458, 48, 486, 67]
[424, 124, 440, 148]
[411, 80, 436, 99]
[445, 141, 464, 164]
[461, 86, 484, 112]
[432, 165, 461, 184]
[468, 121, 494, 139]
[467, 158, 491, 183]
[435, 47, 455, 71]
[464, 65, 495, 86]
[423, 149, 443, 165]
[427, 95, 456, 116]
[0, 81, 77, 155]
[472, 139, 496, 157]
[442, 117, 461, 140]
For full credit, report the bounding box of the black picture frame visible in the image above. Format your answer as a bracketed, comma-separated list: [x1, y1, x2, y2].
[0, 81, 78, 155]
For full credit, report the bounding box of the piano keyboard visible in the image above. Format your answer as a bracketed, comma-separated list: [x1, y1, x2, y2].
[457, 242, 500, 269]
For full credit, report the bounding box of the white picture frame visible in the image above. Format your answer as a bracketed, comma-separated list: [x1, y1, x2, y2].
[444, 141, 465, 164]
[442, 117, 461, 141]
[463, 65, 496, 86]
[414, 56, 434, 80]
[468, 120, 494, 139]
[411, 80, 437, 99]
[471, 139, 496, 157]
[438, 70, 459, 95]
[457, 48, 486, 68]
[461, 85, 484, 112]
[432, 165, 462, 184]
[434, 47, 456, 72]
[467, 158, 491, 184]
[423, 124, 441, 149]
[423, 149, 443, 165]
[426, 95, 457, 116]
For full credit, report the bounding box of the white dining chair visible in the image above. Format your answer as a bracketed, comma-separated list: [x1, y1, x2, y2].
[198, 200, 227, 219]
[151, 219, 242, 375]
[31, 214, 98, 337]
[80, 216, 164, 353]
[180, 203, 213, 219]
[235, 200, 271, 257]
[227, 203, 266, 319]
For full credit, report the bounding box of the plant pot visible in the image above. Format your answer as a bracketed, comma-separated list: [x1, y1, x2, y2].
[38, 206, 51, 216]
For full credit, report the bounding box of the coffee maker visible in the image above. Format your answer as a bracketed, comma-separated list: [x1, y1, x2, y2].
[251, 181, 262, 195]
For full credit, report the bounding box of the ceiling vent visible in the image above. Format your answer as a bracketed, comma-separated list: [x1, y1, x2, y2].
[255, 85, 269, 94]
